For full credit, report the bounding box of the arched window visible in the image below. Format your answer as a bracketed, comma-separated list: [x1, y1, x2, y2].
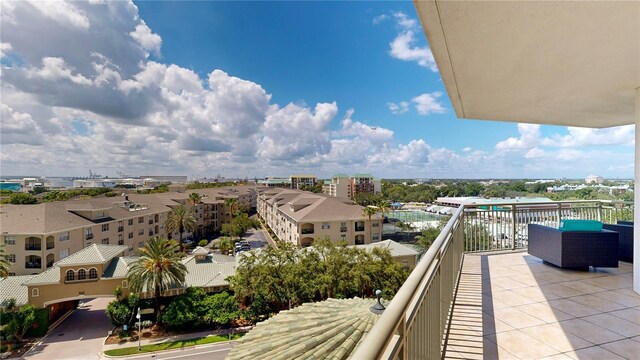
[78, 269, 86, 280]
[65, 270, 75, 281]
[121, 280, 129, 289]
[89, 268, 98, 279]
[32, 288, 39, 297]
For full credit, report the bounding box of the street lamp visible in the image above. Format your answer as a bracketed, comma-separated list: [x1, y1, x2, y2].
[136, 307, 141, 351]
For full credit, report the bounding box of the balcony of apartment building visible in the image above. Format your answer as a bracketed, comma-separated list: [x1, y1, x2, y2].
[355, 234, 365, 245]
[85, 232, 94, 240]
[354, 221, 365, 232]
[46, 236, 55, 250]
[25, 237, 42, 251]
[25, 255, 42, 269]
[353, 200, 639, 359]
[46, 254, 54, 268]
[300, 223, 314, 235]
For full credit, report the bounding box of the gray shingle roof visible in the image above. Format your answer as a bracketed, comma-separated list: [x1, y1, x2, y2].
[56, 244, 127, 266]
[182, 254, 236, 288]
[226, 297, 386, 360]
[0, 275, 35, 306]
[102, 257, 138, 278]
[354, 240, 419, 257]
[22, 266, 62, 285]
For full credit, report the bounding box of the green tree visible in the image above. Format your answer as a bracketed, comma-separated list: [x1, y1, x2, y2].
[221, 213, 260, 242]
[188, 192, 202, 206]
[9, 193, 37, 204]
[161, 287, 207, 328]
[164, 205, 197, 253]
[105, 300, 132, 327]
[363, 206, 379, 243]
[127, 237, 188, 322]
[0, 243, 10, 278]
[224, 198, 238, 216]
[7, 304, 36, 343]
[202, 292, 240, 326]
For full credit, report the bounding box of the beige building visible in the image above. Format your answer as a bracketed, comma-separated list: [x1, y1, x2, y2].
[257, 188, 382, 246]
[353, 239, 419, 269]
[322, 174, 381, 200]
[0, 186, 259, 276]
[289, 174, 317, 190]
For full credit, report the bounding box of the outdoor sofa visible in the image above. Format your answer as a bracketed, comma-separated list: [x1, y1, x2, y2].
[602, 221, 633, 262]
[528, 221, 618, 269]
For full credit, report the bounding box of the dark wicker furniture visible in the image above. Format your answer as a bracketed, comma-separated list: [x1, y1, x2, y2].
[528, 224, 619, 268]
[603, 223, 633, 262]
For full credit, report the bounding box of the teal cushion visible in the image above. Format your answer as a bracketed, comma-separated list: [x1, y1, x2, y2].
[559, 220, 603, 231]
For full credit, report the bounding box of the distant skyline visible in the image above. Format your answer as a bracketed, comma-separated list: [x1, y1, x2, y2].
[0, 1, 634, 179]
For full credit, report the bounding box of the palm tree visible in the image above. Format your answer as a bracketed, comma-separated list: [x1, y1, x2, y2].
[127, 237, 187, 322]
[363, 206, 379, 243]
[0, 243, 10, 278]
[377, 200, 391, 223]
[164, 205, 197, 253]
[225, 197, 238, 217]
[188, 192, 201, 206]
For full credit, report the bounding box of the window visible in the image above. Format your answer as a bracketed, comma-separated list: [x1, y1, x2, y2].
[128, 232, 133, 239]
[78, 269, 86, 280]
[102, 238, 109, 245]
[59, 232, 70, 242]
[118, 234, 123, 241]
[8, 273, 15, 276]
[7, 254, 15, 263]
[4, 236, 15, 245]
[340, 235, 346, 241]
[128, 219, 133, 226]
[89, 268, 98, 279]
[373, 234, 379, 241]
[65, 270, 75, 281]
[138, 241, 143, 247]
[121, 280, 129, 289]
[138, 217, 144, 224]
[138, 229, 144, 236]
[59, 249, 69, 259]
[102, 224, 109, 232]
[118, 239, 124, 245]
[321, 223, 330, 230]
[373, 222, 379, 227]
[32, 288, 39, 297]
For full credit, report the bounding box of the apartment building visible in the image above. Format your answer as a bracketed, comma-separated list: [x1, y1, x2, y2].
[322, 174, 381, 200]
[257, 188, 382, 246]
[0, 186, 259, 276]
[289, 174, 317, 190]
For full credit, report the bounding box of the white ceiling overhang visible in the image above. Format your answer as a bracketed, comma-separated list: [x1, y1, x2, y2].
[414, 1, 640, 128]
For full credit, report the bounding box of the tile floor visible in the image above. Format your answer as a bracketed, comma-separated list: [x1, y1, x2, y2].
[444, 252, 640, 359]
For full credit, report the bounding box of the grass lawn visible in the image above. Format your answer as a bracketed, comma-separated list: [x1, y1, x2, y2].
[104, 333, 244, 357]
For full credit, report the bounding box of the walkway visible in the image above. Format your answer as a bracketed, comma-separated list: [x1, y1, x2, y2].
[446, 252, 640, 359]
[24, 297, 114, 360]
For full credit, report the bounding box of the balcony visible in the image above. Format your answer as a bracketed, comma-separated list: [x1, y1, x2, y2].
[340, 227, 347, 232]
[353, 200, 638, 360]
[118, 226, 124, 232]
[85, 233, 94, 240]
[301, 229, 314, 235]
[25, 245, 41, 251]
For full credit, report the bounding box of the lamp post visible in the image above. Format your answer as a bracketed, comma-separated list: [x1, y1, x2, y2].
[136, 307, 141, 351]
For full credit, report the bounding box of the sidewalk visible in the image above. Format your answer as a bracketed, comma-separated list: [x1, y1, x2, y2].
[102, 326, 252, 352]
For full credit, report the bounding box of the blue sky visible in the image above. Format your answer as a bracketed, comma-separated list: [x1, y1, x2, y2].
[0, 1, 634, 179]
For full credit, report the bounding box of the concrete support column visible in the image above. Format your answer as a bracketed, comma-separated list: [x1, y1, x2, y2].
[635, 87, 640, 294]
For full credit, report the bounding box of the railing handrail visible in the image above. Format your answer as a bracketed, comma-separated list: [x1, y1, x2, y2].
[461, 199, 632, 208]
[352, 205, 464, 359]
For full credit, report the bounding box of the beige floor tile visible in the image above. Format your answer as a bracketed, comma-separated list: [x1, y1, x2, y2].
[519, 323, 593, 352]
[567, 294, 627, 312]
[593, 290, 640, 308]
[480, 339, 519, 360]
[515, 302, 574, 323]
[600, 338, 640, 359]
[510, 286, 560, 302]
[492, 289, 539, 307]
[581, 313, 640, 338]
[485, 329, 560, 359]
[557, 318, 625, 345]
[538, 354, 573, 360]
[481, 314, 515, 335]
[609, 307, 640, 326]
[493, 307, 547, 329]
[565, 346, 626, 360]
[581, 276, 630, 290]
[547, 298, 601, 318]
[538, 284, 584, 299]
[559, 281, 607, 295]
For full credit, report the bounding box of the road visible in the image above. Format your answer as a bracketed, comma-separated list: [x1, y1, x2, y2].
[24, 297, 114, 360]
[116, 342, 234, 360]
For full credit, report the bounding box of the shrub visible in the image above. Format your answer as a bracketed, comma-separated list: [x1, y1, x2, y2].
[106, 300, 132, 327]
[198, 240, 209, 247]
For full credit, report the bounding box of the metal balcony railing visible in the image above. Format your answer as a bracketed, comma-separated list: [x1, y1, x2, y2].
[25, 245, 41, 251]
[85, 233, 94, 240]
[118, 226, 124, 232]
[353, 199, 633, 359]
[301, 228, 314, 234]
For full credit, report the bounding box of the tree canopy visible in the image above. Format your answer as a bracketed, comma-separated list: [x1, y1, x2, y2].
[164, 205, 197, 252]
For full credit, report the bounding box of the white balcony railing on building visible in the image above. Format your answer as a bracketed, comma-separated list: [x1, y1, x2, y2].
[354, 199, 633, 359]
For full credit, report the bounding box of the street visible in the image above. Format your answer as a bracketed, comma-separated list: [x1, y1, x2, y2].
[116, 342, 234, 360]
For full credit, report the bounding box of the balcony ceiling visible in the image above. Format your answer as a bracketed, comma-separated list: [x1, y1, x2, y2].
[415, 1, 640, 128]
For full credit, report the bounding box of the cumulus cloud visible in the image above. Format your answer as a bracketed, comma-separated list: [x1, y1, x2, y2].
[541, 125, 634, 147]
[129, 21, 162, 57]
[387, 101, 409, 114]
[0, 42, 12, 58]
[388, 12, 437, 71]
[495, 124, 541, 150]
[412, 92, 445, 115]
[26, 0, 90, 30]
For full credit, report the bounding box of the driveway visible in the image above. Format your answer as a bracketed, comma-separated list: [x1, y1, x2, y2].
[24, 297, 114, 360]
[244, 229, 268, 249]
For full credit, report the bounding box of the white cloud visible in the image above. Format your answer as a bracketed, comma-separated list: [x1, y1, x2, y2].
[0, 42, 12, 58]
[387, 101, 409, 114]
[541, 125, 634, 148]
[495, 124, 541, 150]
[27, 57, 93, 86]
[412, 92, 445, 115]
[387, 12, 437, 71]
[26, 0, 90, 30]
[129, 21, 162, 57]
[372, 14, 388, 25]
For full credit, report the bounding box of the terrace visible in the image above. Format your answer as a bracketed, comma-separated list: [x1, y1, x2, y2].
[353, 201, 638, 359]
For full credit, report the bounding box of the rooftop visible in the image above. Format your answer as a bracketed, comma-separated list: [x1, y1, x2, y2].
[445, 252, 639, 359]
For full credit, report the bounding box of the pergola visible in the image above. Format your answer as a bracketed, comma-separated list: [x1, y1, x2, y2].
[414, 1, 640, 292]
